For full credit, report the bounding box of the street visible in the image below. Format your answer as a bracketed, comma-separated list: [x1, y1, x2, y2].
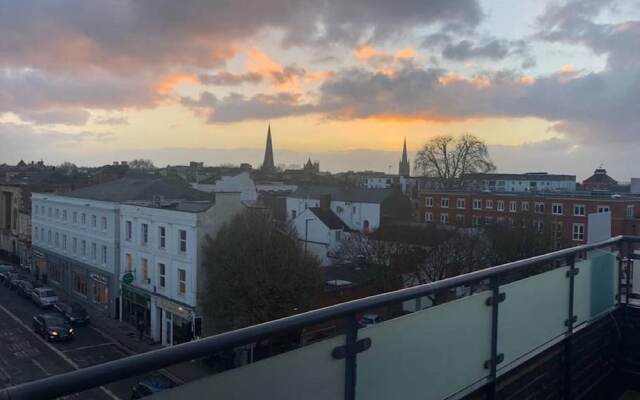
[0, 277, 157, 399]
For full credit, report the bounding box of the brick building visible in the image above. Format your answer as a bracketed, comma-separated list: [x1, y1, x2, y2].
[418, 190, 640, 244]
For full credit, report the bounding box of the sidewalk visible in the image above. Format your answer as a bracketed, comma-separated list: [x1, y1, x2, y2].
[89, 313, 214, 384]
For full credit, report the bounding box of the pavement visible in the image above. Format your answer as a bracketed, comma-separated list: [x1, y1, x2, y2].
[0, 266, 214, 399]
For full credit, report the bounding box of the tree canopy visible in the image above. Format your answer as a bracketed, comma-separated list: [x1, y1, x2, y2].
[202, 210, 323, 334]
[414, 134, 495, 189]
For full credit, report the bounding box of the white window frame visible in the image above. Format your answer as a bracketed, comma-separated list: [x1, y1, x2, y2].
[535, 202, 545, 214]
[159, 263, 166, 288]
[473, 199, 482, 210]
[552, 203, 563, 216]
[178, 269, 186, 296]
[496, 200, 505, 212]
[440, 213, 449, 224]
[509, 201, 517, 212]
[572, 223, 585, 241]
[441, 198, 449, 208]
[125, 220, 132, 241]
[597, 205, 610, 213]
[486, 200, 494, 209]
[425, 197, 433, 207]
[159, 226, 166, 249]
[179, 230, 187, 253]
[521, 201, 530, 211]
[425, 212, 433, 223]
[456, 198, 465, 209]
[573, 204, 586, 216]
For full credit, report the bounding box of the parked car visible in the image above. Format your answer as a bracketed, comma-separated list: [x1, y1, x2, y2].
[131, 374, 178, 399]
[54, 302, 90, 325]
[32, 314, 74, 342]
[16, 280, 34, 298]
[31, 287, 59, 308]
[7, 273, 21, 289]
[358, 313, 383, 328]
[0, 271, 9, 283]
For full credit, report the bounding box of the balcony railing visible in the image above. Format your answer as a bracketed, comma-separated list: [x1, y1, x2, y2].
[1, 235, 638, 400]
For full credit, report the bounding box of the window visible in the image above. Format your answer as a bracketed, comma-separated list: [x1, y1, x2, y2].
[534, 220, 544, 233]
[159, 226, 166, 249]
[125, 220, 132, 241]
[158, 263, 166, 288]
[291, 210, 297, 219]
[425, 197, 434, 207]
[48, 207, 52, 217]
[141, 223, 148, 245]
[597, 205, 610, 213]
[72, 237, 77, 253]
[335, 230, 342, 241]
[440, 213, 449, 224]
[425, 212, 433, 222]
[178, 269, 186, 296]
[101, 216, 107, 231]
[48, 230, 52, 244]
[552, 203, 563, 215]
[455, 214, 465, 225]
[91, 215, 97, 227]
[34, 227, 39, 240]
[62, 210, 67, 221]
[125, 254, 132, 272]
[472, 215, 481, 227]
[73, 211, 77, 223]
[574, 204, 586, 216]
[101, 245, 107, 265]
[572, 223, 585, 241]
[441, 198, 449, 208]
[81, 213, 86, 225]
[522, 201, 530, 211]
[496, 200, 505, 211]
[473, 199, 482, 210]
[54, 232, 59, 247]
[91, 243, 97, 260]
[62, 235, 67, 250]
[535, 202, 545, 214]
[627, 205, 635, 218]
[456, 198, 465, 209]
[81, 240, 86, 257]
[141, 258, 149, 281]
[55, 208, 60, 219]
[72, 271, 87, 296]
[486, 200, 494, 209]
[509, 201, 517, 212]
[179, 230, 187, 252]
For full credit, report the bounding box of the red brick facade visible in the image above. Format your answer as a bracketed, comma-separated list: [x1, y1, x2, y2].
[418, 191, 640, 244]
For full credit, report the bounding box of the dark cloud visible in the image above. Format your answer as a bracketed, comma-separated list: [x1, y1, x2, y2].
[423, 32, 534, 65]
[442, 39, 511, 61]
[198, 72, 263, 86]
[17, 109, 91, 126]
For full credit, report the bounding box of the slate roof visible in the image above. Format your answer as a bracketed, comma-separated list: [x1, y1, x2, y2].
[291, 185, 391, 204]
[59, 175, 211, 203]
[308, 207, 351, 231]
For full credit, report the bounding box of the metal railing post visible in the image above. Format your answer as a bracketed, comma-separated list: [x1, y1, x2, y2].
[564, 255, 577, 400]
[344, 315, 358, 400]
[485, 277, 504, 400]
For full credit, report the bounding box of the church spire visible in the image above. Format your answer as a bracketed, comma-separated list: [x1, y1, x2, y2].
[262, 124, 275, 173]
[399, 138, 410, 177]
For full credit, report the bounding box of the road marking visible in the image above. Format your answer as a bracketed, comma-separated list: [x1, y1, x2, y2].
[30, 359, 50, 377]
[62, 342, 118, 353]
[0, 304, 120, 400]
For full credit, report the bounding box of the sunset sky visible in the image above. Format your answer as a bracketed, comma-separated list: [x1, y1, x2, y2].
[1, 0, 639, 180]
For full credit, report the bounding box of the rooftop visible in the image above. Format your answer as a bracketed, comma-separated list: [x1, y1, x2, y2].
[308, 207, 351, 231]
[464, 172, 577, 181]
[58, 175, 211, 203]
[422, 188, 640, 200]
[291, 185, 392, 204]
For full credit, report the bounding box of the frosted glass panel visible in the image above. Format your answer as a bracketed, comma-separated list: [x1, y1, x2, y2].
[357, 291, 492, 400]
[152, 335, 345, 400]
[575, 250, 617, 326]
[498, 266, 569, 368]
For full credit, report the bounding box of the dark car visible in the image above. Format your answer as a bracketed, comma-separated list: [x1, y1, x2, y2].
[32, 314, 74, 342]
[54, 302, 90, 325]
[7, 273, 21, 289]
[131, 374, 178, 399]
[16, 280, 34, 298]
[0, 271, 10, 283]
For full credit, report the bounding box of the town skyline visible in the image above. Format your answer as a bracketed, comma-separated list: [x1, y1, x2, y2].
[2, 0, 639, 180]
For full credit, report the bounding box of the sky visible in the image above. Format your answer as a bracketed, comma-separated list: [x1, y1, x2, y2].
[1, 0, 639, 180]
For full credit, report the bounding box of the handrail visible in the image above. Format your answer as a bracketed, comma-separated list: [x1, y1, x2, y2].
[1, 235, 636, 400]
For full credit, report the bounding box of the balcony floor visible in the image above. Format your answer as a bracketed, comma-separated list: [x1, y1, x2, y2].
[620, 391, 640, 400]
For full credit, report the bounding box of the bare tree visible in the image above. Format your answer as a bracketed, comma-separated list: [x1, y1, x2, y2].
[128, 159, 156, 169]
[414, 134, 496, 189]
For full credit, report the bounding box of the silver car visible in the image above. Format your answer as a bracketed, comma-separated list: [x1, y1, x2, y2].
[31, 287, 59, 308]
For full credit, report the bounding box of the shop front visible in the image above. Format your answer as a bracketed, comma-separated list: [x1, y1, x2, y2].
[121, 284, 152, 336]
[155, 297, 195, 347]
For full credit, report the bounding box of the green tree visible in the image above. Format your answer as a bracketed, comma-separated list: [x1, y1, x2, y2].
[202, 210, 323, 334]
[414, 134, 496, 189]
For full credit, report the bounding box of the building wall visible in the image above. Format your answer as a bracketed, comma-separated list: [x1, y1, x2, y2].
[191, 172, 258, 202]
[418, 191, 640, 244]
[31, 193, 120, 316]
[286, 197, 381, 232]
[291, 208, 346, 266]
[468, 175, 577, 192]
[0, 185, 23, 259]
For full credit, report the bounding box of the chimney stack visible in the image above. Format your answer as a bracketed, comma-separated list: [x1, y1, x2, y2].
[319, 194, 331, 211]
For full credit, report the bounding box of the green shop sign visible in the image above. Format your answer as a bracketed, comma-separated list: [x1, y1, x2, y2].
[122, 272, 134, 285]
